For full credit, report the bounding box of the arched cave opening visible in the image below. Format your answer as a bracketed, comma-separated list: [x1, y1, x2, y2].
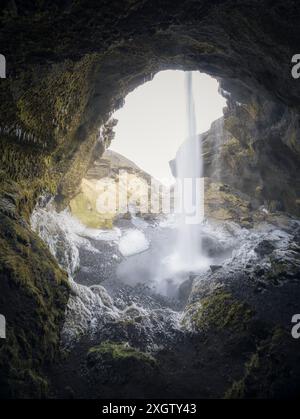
[1, 0, 300, 400]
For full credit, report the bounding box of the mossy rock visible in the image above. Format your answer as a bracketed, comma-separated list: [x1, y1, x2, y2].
[85, 341, 158, 396]
[187, 289, 255, 333]
[225, 328, 300, 399]
[87, 341, 156, 367]
[0, 208, 69, 398]
[205, 181, 251, 223]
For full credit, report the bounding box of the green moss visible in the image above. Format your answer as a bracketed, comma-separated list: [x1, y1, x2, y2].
[262, 256, 299, 286]
[0, 143, 59, 221]
[84, 341, 160, 396]
[204, 180, 252, 223]
[0, 52, 106, 214]
[0, 51, 106, 399]
[2, 365, 49, 399]
[0, 208, 69, 398]
[221, 135, 255, 166]
[191, 290, 255, 332]
[13, 55, 100, 151]
[87, 341, 156, 366]
[225, 327, 297, 399]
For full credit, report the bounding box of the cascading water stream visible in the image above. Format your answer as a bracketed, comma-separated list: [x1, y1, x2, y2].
[175, 72, 208, 271]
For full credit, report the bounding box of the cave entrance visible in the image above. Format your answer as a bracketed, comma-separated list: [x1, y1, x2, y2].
[63, 69, 229, 303]
[78, 70, 227, 301]
[109, 70, 226, 187]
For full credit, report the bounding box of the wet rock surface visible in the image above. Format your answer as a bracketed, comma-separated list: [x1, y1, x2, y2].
[29, 191, 300, 399]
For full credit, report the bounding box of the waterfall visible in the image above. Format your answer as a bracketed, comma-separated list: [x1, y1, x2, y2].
[175, 72, 208, 271]
[30, 200, 181, 346]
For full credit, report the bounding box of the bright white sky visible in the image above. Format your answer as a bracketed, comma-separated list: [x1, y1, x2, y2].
[110, 70, 226, 185]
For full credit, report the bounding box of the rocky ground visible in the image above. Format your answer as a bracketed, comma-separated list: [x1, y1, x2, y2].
[29, 179, 300, 399]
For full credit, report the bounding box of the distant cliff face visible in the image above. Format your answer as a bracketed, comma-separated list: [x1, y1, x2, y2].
[70, 150, 165, 228]
[171, 94, 300, 217]
[221, 96, 300, 216]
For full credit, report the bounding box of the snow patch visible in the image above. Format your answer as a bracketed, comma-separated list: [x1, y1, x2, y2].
[118, 229, 150, 257]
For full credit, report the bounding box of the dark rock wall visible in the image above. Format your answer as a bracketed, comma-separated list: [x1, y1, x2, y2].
[0, 177, 69, 398]
[189, 93, 300, 215]
[171, 90, 300, 216]
[222, 95, 300, 215]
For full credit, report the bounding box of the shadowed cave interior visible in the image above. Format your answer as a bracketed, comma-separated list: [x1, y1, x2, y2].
[0, 0, 300, 399]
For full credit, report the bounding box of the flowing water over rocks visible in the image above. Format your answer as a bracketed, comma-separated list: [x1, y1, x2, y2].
[31, 200, 183, 351]
[30, 193, 300, 398]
